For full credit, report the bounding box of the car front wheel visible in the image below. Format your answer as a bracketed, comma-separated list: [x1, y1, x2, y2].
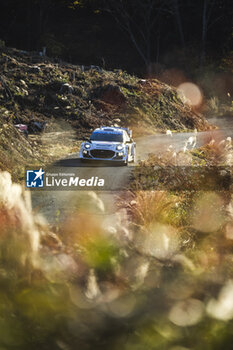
[132, 150, 136, 163]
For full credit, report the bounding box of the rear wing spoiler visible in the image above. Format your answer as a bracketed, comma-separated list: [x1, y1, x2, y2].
[110, 126, 132, 138]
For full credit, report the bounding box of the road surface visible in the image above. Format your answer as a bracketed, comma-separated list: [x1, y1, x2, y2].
[31, 116, 233, 224]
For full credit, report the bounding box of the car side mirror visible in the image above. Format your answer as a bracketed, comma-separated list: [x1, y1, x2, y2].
[126, 139, 133, 144]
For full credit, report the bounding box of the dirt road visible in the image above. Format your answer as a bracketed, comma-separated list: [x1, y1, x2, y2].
[31, 117, 233, 224]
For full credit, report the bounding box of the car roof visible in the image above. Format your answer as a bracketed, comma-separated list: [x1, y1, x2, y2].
[92, 127, 124, 134]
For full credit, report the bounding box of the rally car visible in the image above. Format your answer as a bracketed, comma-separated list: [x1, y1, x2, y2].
[80, 126, 136, 165]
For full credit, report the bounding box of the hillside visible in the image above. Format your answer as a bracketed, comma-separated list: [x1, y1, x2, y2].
[0, 46, 211, 178]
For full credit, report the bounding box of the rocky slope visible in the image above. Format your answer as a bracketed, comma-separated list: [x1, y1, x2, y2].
[0, 46, 211, 178]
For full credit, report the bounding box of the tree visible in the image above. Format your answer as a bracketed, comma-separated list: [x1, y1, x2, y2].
[167, 0, 185, 48]
[200, 0, 217, 67]
[104, 0, 168, 73]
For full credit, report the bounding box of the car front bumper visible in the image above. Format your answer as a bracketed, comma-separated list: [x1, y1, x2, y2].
[80, 149, 127, 162]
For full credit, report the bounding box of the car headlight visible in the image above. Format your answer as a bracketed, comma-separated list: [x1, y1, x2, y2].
[116, 144, 123, 150]
[85, 143, 91, 149]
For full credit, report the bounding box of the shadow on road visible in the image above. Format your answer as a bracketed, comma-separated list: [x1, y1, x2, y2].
[54, 158, 126, 167]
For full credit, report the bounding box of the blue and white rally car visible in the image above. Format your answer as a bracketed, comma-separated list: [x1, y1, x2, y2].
[80, 126, 136, 165]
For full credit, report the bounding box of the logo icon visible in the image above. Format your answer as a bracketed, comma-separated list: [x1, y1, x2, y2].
[26, 168, 45, 188]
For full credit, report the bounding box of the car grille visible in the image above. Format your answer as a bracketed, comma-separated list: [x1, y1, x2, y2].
[90, 150, 115, 159]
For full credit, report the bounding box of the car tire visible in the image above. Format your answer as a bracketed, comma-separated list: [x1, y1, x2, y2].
[121, 158, 128, 166]
[132, 150, 136, 163]
[123, 152, 129, 166]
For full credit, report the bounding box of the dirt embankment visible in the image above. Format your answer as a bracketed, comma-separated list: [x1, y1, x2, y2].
[0, 46, 211, 178]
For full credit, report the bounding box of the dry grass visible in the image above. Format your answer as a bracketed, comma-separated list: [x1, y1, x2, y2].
[1, 130, 233, 348]
[127, 190, 179, 229]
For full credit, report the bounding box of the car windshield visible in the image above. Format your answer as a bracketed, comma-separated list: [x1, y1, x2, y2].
[90, 132, 123, 142]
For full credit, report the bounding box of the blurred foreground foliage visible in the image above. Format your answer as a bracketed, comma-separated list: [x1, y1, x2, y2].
[1, 137, 233, 349]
